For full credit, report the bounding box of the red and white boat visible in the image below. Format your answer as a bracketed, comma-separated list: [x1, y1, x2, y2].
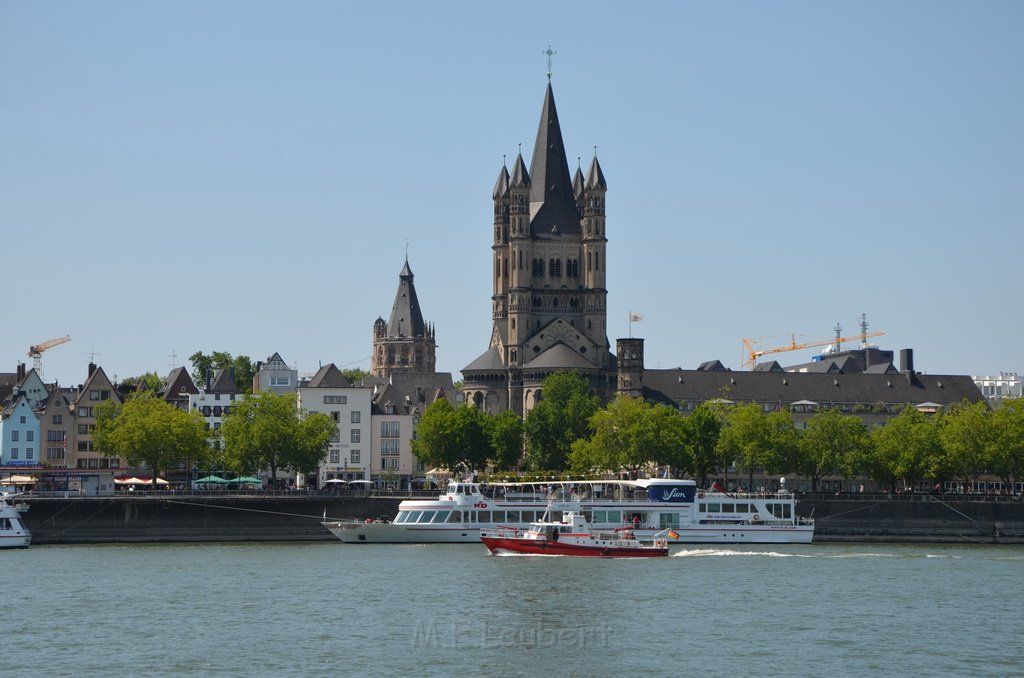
[480, 503, 669, 558]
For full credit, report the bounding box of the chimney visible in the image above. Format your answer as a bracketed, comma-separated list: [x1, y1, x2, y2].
[16, 362, 26, 382]
[88, 362, 97, 377]
[205, 369, 212, 390]
[900, 348, 914, 375]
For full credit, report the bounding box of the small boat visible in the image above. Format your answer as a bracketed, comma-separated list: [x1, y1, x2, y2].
[0, 493, 31, 549]
[480, 502, 669, 557]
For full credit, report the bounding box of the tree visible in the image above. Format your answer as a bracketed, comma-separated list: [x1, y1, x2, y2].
[489, 410, 525, 471]
[342, 368, 369, 386]
[411, 400, 491, 472]
[717, 404, 772, 490]
[797, 409, 869, 492]
[686, 403, 723, 485]
[93, 392, 209, 485]
[870, 406, 940, 492]
[763, 409, 800, 476]
[936, 401, 993, 488]
[121, 371, 163, 393]
[568, 396, 689, 476]
[524, 371, 600, 470]
[987, 398, 1024, 489]
[221, 392, 334, 482]
[189, 351, 256, 393]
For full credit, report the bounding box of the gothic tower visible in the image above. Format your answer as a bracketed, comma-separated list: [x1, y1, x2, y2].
[372, 259, 436, 377]
[463, 81, 613, 415]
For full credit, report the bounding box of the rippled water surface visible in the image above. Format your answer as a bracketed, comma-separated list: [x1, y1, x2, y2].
[6, 542, 1023, 677]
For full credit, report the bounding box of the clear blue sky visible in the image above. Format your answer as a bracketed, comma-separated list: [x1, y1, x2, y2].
[2, 1, 1022, 388]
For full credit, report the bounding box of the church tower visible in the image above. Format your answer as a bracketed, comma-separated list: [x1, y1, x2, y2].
[463, 80, 613, 415]
[371, 259, 436, 377]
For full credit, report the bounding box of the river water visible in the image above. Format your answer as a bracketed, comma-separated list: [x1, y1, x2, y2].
[5, 542, 1022, 677]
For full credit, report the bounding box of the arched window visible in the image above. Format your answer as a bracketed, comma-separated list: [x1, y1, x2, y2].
[549, 259, 561, 277]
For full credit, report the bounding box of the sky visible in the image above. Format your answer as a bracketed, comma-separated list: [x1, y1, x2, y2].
[2, 1, 1022, 389]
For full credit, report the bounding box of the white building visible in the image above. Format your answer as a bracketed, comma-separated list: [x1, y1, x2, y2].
[297, 364, 372, 486]
[972, 372, 1022, 404]
[254, 352, 298, 394]
[187, 369, 243, 439]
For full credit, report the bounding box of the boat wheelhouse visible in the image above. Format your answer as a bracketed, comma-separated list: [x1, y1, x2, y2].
[0, 493, 31, 549]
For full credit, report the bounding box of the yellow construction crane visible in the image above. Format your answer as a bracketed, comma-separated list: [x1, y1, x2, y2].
[742, 322, 884, 369]
[28, 335, 71, 374]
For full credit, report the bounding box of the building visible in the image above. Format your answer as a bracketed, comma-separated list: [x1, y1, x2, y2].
[462, 79, 615, 415]
[253, 352, 298, 394]
[620, 340, 985, 429]
[972, 372, 1022, 405]
[367, 372, 458, 489]
[371, 260, 436, 377]
[69, 363, 121, 470]
[158, 366, 199, 411]
[188, 368, 243, 439]
[297, 363, 372, 486]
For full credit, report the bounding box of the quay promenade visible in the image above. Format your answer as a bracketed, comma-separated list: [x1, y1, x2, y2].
[16, 490, 1024, 545]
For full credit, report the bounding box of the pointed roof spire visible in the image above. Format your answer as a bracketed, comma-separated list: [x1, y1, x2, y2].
[528, 82, 580, 235]
[586, 154, 606, 190]
[573, 157, 585, 201]
[493, 163, 510, 199]
[510, 151, 530, 189]
[388, 259, 425, 338]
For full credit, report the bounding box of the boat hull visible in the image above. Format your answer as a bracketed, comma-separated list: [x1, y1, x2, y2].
[481, 536, 667, 557]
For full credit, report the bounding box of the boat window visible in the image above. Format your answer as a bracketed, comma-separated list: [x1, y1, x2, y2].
[521, 511, 535, 523]
[447, 511, 462, 523]
[707, 503, 721, 513]
[394, 511, 408, 524]
[406, 511, 422, 523]
[419, 511, 436, 523]
[784, 505, 792, 519]
[659, 513, 680, 529]
[698, 503, 705, 512]
[721, 503, 735, 513]
[506, 510, 520, 523]
[491, 511, 505, 523]
[606, 510, 621, 524]
[735, 504, 749, 513]
[592, 510, 607, 523]
[477, 511, 490, 523]
[431, 511, 449, 523]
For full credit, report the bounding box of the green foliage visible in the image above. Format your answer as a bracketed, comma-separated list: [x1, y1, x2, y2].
[525, 372, 600, 470]
[989, 398, 1024, 486]
[685, 403, 723, 484]
[717, 404, 773, 489]
[489, 410, 525, 471]
[568, 396, 690, 475]
[189, 351, 256, 394]
[935, 401, 993, 484]
[93, 392, 209, 481]
[121, 371, 163, 393]
[221, 392, 334, 481]
[870, 406, 941, 490]
[411, 400, 491, 472]
[342, 368, 369, 386]
[797, 409, 869, 491]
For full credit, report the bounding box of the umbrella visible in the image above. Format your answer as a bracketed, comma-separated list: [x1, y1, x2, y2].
[324, 479, 348, 484]
[348, 480, 373, 486]
[2, 475, 37, 484]
[227, 476, 262, 484]
[195, 475, 228, 484]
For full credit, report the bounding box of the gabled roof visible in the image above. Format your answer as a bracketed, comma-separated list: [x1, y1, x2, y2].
[208, 369, 239, 393]
[523, 343, 596, 371]
[641, 369, 984, 409]
[160, 367, 198, 399]
[462, 346, 505, 372]
[306, 363, 351, 388]
[386, 258, 426, 338]
[864, 362, 899, 374]
[265, 352, 286, 365]
[370, 372, 457, 416]
[528, 83, 581, 238]
[72, 365, 120, 407]
[697, 360, 729, 372]
[753, 361, 784, 373]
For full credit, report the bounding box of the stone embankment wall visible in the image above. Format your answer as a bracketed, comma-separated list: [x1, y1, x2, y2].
[22, 495, 403, 544]
[19, 494, 1024, 544]
[802, 496, 1024, 544]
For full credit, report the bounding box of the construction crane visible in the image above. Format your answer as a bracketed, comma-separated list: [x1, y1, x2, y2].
[27, 335, 71, 375]
[742, 319, 884, 369]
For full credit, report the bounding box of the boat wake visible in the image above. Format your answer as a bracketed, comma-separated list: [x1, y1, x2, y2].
[670, 549, 967, 559]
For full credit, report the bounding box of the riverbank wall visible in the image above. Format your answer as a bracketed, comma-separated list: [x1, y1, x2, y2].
[17, 494, 1024, 544]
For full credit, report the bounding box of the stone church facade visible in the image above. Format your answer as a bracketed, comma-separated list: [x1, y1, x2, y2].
[462, 82, 617, 415]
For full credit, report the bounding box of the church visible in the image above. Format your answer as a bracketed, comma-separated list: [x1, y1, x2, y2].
[462, 81, 617, 415]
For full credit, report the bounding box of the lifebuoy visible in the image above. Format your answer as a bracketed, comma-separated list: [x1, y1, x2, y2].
[698, 492, 705, 499]
[752, 514, 760, 521]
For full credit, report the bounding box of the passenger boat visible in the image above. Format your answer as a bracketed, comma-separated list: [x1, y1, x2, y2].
[323, 478, 814, 544]
[0, 493, 31, 549]
[480, 502, 668, 557]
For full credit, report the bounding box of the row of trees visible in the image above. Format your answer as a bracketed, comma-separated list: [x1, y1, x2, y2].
[412, 372, 1024, 492]
[94, 391, 334, 484]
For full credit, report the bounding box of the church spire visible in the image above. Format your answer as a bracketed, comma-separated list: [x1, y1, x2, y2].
[528, 82, 580, 235]
[388, 258, 425, 338]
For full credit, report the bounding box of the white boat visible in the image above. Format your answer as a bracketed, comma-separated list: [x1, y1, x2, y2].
[0, 493, 31, 549]
[323, 479, 813, 544]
